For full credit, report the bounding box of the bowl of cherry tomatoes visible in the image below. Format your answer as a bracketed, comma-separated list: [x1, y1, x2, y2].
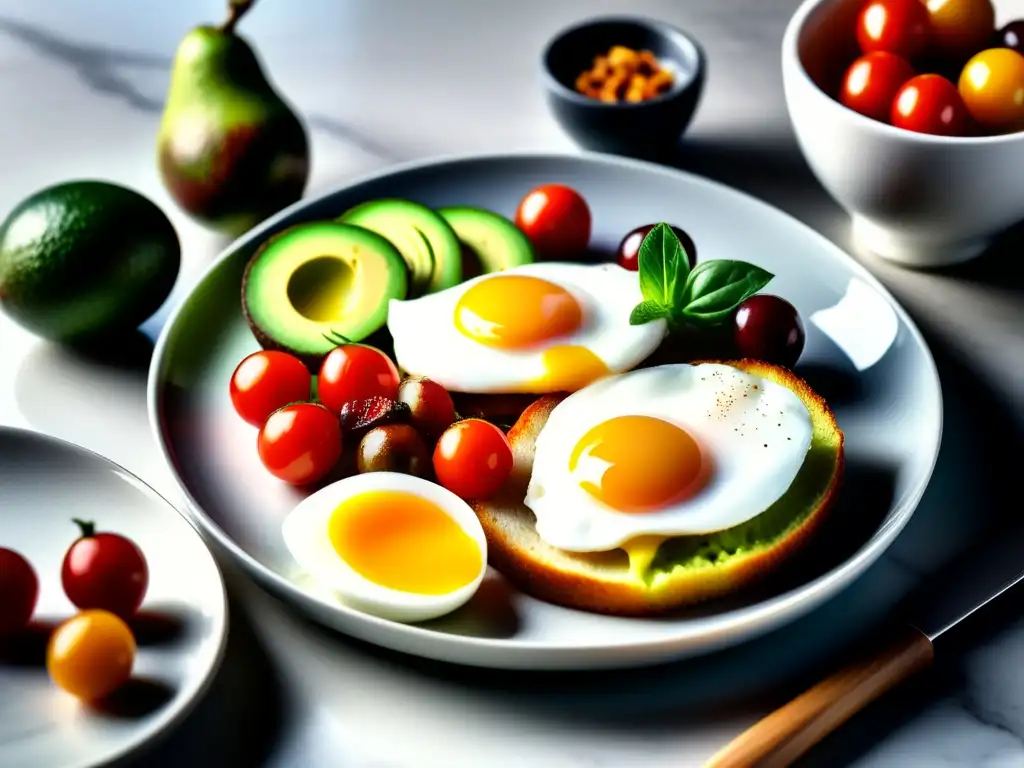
[782, 0, 1024, 267]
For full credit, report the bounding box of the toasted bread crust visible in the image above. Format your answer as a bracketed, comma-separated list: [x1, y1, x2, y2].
[472, 360, 845, 616]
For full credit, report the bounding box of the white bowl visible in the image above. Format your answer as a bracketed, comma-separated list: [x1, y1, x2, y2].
[782, 0, 1024, 268]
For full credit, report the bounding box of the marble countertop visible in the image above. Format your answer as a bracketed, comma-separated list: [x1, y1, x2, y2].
[0, 0, 1022, 765]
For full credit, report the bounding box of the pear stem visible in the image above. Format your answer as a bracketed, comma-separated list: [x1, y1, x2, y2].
[220, 0, 257, 33]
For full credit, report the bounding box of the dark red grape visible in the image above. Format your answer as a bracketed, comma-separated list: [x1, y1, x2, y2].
[995, 20, 1024, 54]
[397, 377, 456, 441]
[733, 295, 805, 368]
[357, 425, 431, 477]
[617, 224, 697, 271]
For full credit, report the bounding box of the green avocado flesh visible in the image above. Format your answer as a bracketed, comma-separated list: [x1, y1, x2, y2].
[242, 221, 408, 358]
[642, 411, 841, 585]
[338, 199, 462, 298]
[436, 206, 535, 279]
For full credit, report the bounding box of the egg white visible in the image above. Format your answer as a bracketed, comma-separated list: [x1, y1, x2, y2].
[386, 262, 666, 393]
[281, 472, 487, 623]
[524, 363, 815, 552]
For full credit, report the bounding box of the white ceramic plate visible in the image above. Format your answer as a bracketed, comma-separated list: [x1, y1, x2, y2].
[147, 151, 942, 670]
[0, 428, 228, 768]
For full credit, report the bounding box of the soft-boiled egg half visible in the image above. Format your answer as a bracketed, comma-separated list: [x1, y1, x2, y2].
[282, 472, 487, 623]
[386, 262, 666, 394]
[524, 363, 814, 569]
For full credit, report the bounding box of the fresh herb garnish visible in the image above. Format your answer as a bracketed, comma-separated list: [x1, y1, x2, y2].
[322, 329, 353, 346]
[628, 222, 773, 331]
[679, 260, 774, 323]
[628, 300, 671, 325]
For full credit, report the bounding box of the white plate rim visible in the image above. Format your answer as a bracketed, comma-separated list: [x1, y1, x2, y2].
[0, 425, 231, 768]
[146, 149, 943, 667]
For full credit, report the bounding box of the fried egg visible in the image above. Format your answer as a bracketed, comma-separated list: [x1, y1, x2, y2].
[386, 262, 666, 394]
[524, 363, 814, 561]
[282, 472, 487, 623]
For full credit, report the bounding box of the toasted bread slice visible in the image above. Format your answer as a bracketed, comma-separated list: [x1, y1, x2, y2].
[472, 360, 845, 616]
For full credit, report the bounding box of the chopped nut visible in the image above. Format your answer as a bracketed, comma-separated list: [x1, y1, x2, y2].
[607, 45, 638, 68]
[591, 56, 611, 78]
[637, 50, 660, 77]
[625, 76, 648, 103]
[645, 69, 675, 97]
[598, 85, 620, 103]
[601, 70, 632, 102]
[573, 44, 675, 104]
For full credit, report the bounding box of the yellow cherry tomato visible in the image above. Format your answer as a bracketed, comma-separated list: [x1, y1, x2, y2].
[925, 0, 996, 58]
[959, 48, 1024, 132]
[46, 609, 136, 701]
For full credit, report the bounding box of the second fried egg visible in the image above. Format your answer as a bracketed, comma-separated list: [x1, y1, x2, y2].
[386, 262, 666, 394]
[524, 363, 815, 554]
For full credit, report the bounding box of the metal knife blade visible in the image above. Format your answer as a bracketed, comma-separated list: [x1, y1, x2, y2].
[898, 519, 1024, 641]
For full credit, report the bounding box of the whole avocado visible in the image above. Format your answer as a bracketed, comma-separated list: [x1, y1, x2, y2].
[0, 180, 181, 342]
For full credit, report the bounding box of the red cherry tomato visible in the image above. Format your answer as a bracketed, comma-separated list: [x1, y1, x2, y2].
[258, 402, 342, 485]
[0, 547, 38, 635]
[317, 345, 401, 416]
[514, 184, 592, 258]
[61, 520, 149, 619]
[230, 350, 311, 427]
[433, 419, 514, 500]
[840, 52, 917, 121]
[891, 73, 968, 135]
[856, 0, 930, 59]
[924, 0, 996, 59]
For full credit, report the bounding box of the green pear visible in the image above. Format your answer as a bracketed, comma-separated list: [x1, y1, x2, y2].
[157, 0, 310, 236]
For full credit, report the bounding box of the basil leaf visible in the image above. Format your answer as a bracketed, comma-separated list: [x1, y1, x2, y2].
[668, 257, 690, 310]
[637, 222, 682, 304]
[629, 300, 671, 326]
[667, 241, 692, 310]
[680, 260, 774, 323]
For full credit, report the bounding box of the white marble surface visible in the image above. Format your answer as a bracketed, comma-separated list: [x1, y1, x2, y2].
[0, 1, 1023, 766]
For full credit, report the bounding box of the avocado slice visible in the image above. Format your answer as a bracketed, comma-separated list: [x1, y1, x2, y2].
[437, 206, 535, 279]
[338, 199, 461, 297]
[242, 222, 407, 364]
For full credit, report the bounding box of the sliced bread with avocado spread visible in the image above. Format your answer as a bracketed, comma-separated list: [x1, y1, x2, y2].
[242, 221, 408, 366]
[472, 359, 844, 616]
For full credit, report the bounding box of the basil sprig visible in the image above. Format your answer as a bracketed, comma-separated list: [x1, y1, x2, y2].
[628, 223, 774, 329]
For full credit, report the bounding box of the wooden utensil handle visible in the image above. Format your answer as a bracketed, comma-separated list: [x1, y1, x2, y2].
[704, 625, 934, 768]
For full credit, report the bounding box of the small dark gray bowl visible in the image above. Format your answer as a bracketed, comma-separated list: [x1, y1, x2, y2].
[541, 16, 706, 159]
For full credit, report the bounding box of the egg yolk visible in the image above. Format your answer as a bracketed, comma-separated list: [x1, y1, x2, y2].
[454, 275, 582, 348]
[328, 491, 482, 595]
[525, 345, 611, 392]
[568, 415, 706, 513]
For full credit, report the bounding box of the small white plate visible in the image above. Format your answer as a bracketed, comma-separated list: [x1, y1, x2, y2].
[0, 428, 228, 768]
